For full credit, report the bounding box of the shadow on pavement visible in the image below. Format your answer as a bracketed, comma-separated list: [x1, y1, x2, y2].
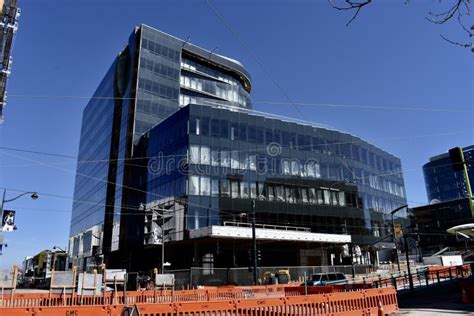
[397, 280, 474, 314]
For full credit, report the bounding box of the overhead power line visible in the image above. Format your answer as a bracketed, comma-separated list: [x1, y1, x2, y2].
[0, 130, 464, 167]
[205, 0, 305, 119]
[6, 93, 471, 113]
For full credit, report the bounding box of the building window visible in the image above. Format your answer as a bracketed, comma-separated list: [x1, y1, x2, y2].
[240, 182, 249, 199]
[257, 182, 266, 200]
[291, 160, 299, 176]
[249, 155, 257, 171]
[331, 191, 339, 206]
[240, 153, 248, 169]
[301, 188, 309, 204]
[323, 190, 331, 205]
[211, 179, 219, 196]
[275, 186, 284, 202]
[338, 191, 346, 206]
[189, 145, 200, 164]
[282, 160, 290, 175]
[268, 184, 275, 201]
[220, 180, 230, 197]
[316, 189, 324, 204]
[189, 176, 200, 195]
[195, 118, 200, 135]
[211, 150, 219, 167]
[231, 181, 239, 198]
[201, 146, 210, 165]
[231, 151, 239, 169]
[200, 177, 210, 196]
[219, 150, 229, 167]
[285, 187, 293, 203]
[308, 188, 316, 204]
[250, 183, 257, 199]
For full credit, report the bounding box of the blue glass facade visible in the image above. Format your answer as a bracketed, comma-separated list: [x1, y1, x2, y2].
[0, 0, 20, 123]
[69, 60, 117, 267]
[423, 145, 474, 203]
[70, 24, 407, 271]
[140, 104, 407, 255]
[69, 25, 253, 270]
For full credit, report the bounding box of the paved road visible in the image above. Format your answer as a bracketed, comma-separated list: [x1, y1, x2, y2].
[397, 280, 474, 316]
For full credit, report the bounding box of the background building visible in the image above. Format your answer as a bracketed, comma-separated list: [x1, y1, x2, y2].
[410, 198, 473, 255]
[423, 145, 474, 203]
[69, 25, 407, 272]
[0, 0, 20, 123]
[410, 145, 474, 256]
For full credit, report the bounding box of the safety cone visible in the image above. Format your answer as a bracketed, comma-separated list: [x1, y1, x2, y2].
[378, 300, 384, 316]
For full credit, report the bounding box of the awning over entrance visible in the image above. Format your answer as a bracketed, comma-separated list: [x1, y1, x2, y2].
[189, 225, 351, 244]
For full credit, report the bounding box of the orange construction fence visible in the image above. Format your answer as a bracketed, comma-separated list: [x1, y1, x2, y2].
[0, 287, 398, 316]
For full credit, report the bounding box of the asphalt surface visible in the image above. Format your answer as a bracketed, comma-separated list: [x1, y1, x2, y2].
[397, 280, 474, 316]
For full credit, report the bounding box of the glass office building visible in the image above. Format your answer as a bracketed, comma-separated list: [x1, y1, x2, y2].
[410, 198, 473, 255]
[69, 25, 252, 270]
[70, 25, 407, 271]
[0, 0, 20, 123]
[137, 104, 407, 269]
[423, 145, 474, 203]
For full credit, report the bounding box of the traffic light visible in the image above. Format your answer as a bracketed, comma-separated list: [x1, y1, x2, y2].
[257, 250, 262, 265]
[449, 147, 465, 171]
[394, 224, 403, 239]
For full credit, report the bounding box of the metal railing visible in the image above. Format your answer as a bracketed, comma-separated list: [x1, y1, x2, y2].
[168, 264, 376, 288]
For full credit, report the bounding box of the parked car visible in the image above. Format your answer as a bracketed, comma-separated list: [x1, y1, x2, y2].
[303, 272, 347, 286]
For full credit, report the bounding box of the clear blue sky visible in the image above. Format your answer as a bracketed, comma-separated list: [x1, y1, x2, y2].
[0, 0, 472, 268]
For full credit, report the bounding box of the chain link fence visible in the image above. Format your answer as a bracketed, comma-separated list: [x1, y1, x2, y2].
[168, 265, 374, 288]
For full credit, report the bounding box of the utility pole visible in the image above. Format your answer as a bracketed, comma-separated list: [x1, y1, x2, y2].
[251, 199, 258, 285]
[403, 234, 414, 291]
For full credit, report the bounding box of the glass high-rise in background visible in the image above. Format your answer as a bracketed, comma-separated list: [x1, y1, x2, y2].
[410, 145, 474, 255]
[69, 25, 407, 272]
[423, 145, 474, 203]
[0, 0, 20, 123]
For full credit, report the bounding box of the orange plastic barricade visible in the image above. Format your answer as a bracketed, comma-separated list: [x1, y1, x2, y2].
[0, 287, 398, 316]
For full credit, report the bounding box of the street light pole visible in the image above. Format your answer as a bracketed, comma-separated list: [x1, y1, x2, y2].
[161, 211, 165, 274]
[0, 190, 39, 240]
[391, 204, 407, 272]
[1, 189, 39, 212]
[403, 234, 414, 292]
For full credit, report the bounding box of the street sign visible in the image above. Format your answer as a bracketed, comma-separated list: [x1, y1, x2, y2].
[155, 273, 174, 286]
[394, 224, 403, 239]
[1, 210, 15, 232]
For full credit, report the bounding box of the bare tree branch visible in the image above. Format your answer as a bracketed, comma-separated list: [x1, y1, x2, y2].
[440, 34, 472, 48]
[427, 0, 464, 24]
[328, 0, 372, 26]
[456, 13, 473, 37]
[330, 0, 473, 50]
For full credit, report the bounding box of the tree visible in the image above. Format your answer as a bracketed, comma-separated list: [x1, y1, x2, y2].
[329, 0, 473, 51]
